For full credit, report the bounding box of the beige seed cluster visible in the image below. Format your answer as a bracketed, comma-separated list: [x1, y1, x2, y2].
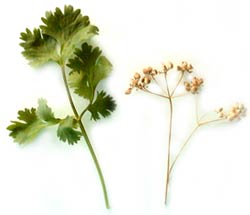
[216, 103, 246, 121]
[125, 61, 197, 95]
[163, 62, 174, 73]
[177, 61, 193, 73]
[125, 70, 152, 95]
[184, 77, 204, 94]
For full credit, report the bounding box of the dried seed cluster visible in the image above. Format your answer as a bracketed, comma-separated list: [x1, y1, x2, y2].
[184, 77, 204, 94]
[163, 62, 174, 73]
[125, 71, 152, 94]
[177, 61, 193, 73]
[125, 61, 193, 95]
[125, 64, 170, 95]
[216, 103, 246, 121]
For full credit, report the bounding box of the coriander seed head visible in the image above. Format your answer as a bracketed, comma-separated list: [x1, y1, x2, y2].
[184, 77, 203, 94]
[216, 103, 247, 121]
[177, 61, 193, 73]
[163, 62, 174, 73]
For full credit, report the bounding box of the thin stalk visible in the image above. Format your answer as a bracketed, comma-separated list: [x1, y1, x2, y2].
[79, 102, 92, 120]
[169, 125, 199, 174]
[199, 118, 224, 126]
[61, 65, 79, 119]
[142, 88, 169, 99]
[195, 96, 199, 124]
[151, 75, 167, 95]
[172, 93, 189, 99]
[169, 118, 224, 175]
[170, 71, 184, 97]
[164, 97, 173, 204]
[60, 64, 110, 209]
[164, 74, 173, 204]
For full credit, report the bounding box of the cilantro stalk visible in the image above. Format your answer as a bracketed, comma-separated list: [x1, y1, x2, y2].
[7, 5, 116, 209]
[60, 64, 110, 208]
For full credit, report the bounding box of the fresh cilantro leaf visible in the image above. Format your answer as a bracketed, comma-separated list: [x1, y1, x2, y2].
[20, 28, 59, 66]
[7, 100, 59, 143]
[57, 116, 82, 144]
[88, 91, 116, 121]
[37, 98, 58, 123]
[67, 43, 112, 100]
[7, 108, 37, 143]
[40, 5, 98, 59]
[67, 71, 93, 99]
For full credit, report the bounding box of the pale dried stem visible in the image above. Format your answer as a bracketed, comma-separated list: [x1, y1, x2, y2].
[170, 71, 184, 97]
[164, 74, 173, 205]
[151, 75, 168, 95]
[142, 88, 169, 99]
[169, 117, 225, 175]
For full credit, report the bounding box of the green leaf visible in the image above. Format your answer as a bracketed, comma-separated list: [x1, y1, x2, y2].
[67, 71, 93, 99]
[40, 5, 98, 59]
[37, 98, 58, 122]
[57, 116, 82, 144]
[20, 28, 59, 66]
[7, 108, 37, 143]
[88, 91, 116, 121]
[7, 100, 59, 143]
[67, 43, 112, 100]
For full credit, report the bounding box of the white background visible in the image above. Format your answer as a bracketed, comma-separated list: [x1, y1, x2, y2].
[0, 0, 250, 215]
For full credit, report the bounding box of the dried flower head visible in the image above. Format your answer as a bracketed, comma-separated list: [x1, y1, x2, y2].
[126, 60, 246, 206]
[126, 61, 200, 96]
[125, 71, 152, 94]
[184, 77, 203, 94]
[163, 62, 174, 73]
[216, 103, 247, 121]
[177, 61, 193, 73]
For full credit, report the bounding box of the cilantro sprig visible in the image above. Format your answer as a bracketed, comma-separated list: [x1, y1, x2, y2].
[8, 5, 116, 209]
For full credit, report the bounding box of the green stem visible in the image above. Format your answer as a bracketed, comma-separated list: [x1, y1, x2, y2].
[79, 104, 90, 120]
[78, 122, 110, 209]
[60, 64, 110, 209]
[61, 64, 79, 119]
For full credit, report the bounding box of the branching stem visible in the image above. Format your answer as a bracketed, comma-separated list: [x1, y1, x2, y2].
[79, 102, 92, 120]
[142, 88, 169, 99]
[170, 71, 184, 97]
[151, 75, 168, 95]
[60, 64, 110, 209]
[140, 67, 223, 205]
[169, 125, 199, 174]
[169, 118, 224, 175]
